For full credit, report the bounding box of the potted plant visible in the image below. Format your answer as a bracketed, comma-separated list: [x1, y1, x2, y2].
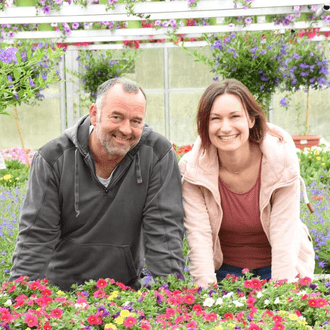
[279, 36, 330, 149]
[75, 48, 139, 103]
[0, 41, 64, 164]
[186, 30, 291, 116]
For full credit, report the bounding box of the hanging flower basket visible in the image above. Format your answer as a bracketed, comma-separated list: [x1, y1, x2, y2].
[292, 134, 321, 150]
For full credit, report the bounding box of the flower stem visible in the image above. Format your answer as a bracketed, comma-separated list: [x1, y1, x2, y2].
[13, 105, 30, 168]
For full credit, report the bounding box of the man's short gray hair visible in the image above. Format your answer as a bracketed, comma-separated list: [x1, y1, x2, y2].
[95, 77, 147, 121]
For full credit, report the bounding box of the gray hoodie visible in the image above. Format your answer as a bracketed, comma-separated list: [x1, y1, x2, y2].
[10, 114, 185, 290]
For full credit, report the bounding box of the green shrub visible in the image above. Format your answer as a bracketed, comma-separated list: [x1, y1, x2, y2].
[0, 160, 29, 188]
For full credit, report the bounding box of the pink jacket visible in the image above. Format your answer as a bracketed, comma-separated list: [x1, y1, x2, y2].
[179, 124, 315, 287]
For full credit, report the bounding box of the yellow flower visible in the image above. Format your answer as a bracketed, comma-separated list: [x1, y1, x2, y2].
[308, 156, 312, 159]
[214, 327, 224, 330]
[316, 156, 321, 161]
[289, 314, 298, 320]
[314, 150, 320, 155]
[104, 324, 117, 330]
[3, 174, 12, 181]
[321, 163, 326, 166]
[228, 323, 236, 328]
[16, 177, 20, 181]
[108, 291, 119, 301]
[56, 290, 66, 296]
[115, 317, 124, 325]
[120, 310, 131, 317]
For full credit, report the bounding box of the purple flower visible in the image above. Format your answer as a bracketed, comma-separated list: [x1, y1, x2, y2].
[280, 97, 288, 107]
[325, 15, 330, 23]
[55, 0, 63, 4]
[72, 22, 80, 30]
[0, 47, 18, 64]
[29, 77, 35, 87]
[245, 17, 252, 25]
[7, 75, 13, 82]
[42, 5, 50, 14]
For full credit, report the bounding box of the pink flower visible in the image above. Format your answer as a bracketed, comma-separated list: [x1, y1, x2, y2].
[272, 322, 285, 330]
[96, 279, 107, 288]
[183, 294, 196, 304]
[93, 289, 106, 298]
[124, 316, 137, 328]
[50, 308, 63, 319]
[299, 277, 312, 286]
[24, 313, 38, 327]
[204, 313, 217, 322]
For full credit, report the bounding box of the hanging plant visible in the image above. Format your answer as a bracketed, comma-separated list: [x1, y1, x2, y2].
[186, 30, 291, 114]
[0, 41, 64, 164]
[279, 37, 330, 133]
[75, 48, 139, 103]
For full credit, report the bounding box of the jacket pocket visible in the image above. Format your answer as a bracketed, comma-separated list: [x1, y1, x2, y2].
[46, 238, 138, 290]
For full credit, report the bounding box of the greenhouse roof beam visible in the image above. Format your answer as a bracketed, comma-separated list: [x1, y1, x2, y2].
[0, 0, 326, 25]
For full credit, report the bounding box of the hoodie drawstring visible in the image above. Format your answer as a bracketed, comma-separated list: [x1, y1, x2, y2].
[135, 152, 143, 184]
[74, 149, 80, 217]
[300, 176, 313, 213]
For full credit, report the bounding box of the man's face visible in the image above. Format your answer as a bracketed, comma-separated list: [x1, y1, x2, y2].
[90, 83, 146, 157]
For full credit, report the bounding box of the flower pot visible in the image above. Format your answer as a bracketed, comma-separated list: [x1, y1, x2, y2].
[292, 135, 321, 150]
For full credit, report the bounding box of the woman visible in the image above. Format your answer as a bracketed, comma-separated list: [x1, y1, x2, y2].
[179, 79, 315, 287]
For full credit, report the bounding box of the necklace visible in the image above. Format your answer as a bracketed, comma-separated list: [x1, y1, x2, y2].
[219, 153, 253, 175]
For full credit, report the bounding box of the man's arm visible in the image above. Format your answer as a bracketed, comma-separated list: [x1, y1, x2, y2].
[10, 152, 62, 282]
[142, 147, 185, 279]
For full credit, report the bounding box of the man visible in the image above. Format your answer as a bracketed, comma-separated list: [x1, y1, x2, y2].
[10, 77, 185, 290]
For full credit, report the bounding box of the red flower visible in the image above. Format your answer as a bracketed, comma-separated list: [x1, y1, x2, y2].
[124, 316, 137, 328]
[272, 315, 282, 322]
[204, 313, 217, 322]
[50, 308, 63, 319]
[272, 323, 285, 330]
[308, 298, 318, 307]
[96, 279, 108, 288]
[1, 313, 12, 324]
[192, 304, 203, 315]
[316, 298, 328, 307]
[93, 289, 106, 298]
[183, 294, 196, 305]
[251, 278, 262, 289]
[224, 313, 234, 319]
[24, 313, 38, 327]
[43, 322, 52, 330]
[87, 314, 102, 325]
[29, 281, 40, 290]
[249, 323, 261, 330]
[299, 277, 312, 286]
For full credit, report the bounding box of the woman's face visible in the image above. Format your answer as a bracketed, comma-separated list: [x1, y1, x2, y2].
[208, 93, 255, 153]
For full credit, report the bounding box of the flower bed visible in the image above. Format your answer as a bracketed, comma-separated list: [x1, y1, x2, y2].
[0, 273, 330, 329]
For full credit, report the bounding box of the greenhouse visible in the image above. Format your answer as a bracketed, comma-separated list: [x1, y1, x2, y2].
[1, 1, 330, 329]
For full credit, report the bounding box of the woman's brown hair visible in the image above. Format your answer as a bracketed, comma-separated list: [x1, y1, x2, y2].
[197, 79, 271, 150]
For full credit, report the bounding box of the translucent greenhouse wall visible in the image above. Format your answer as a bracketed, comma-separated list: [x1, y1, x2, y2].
[1, 44, 330, 150]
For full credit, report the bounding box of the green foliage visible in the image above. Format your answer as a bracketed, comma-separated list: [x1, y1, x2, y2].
[76, 48, 139, 103]
[190, 31, 291, 113]
[298, 146, 330, 186]
[0, 160, 30, 188]
[0, 41, 64, 115]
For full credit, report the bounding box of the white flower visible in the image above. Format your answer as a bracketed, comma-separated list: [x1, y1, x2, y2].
[4, 299, 12, 306]
[223, 292, 234, 299]
[203, 297, 215, 307]
[264, 299, 270, 305]
[233, 300, 244, 307]
[274, 297, 281, 304]
[215, 297, 223, 305]
[256, 291, 263, 298]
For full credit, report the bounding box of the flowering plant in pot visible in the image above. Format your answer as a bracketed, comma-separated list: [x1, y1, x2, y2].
[75, 48, 139, 103]
[279, 37, 330, 148]
[0, 41, 64, 164]
[188, 31, 291, 116]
